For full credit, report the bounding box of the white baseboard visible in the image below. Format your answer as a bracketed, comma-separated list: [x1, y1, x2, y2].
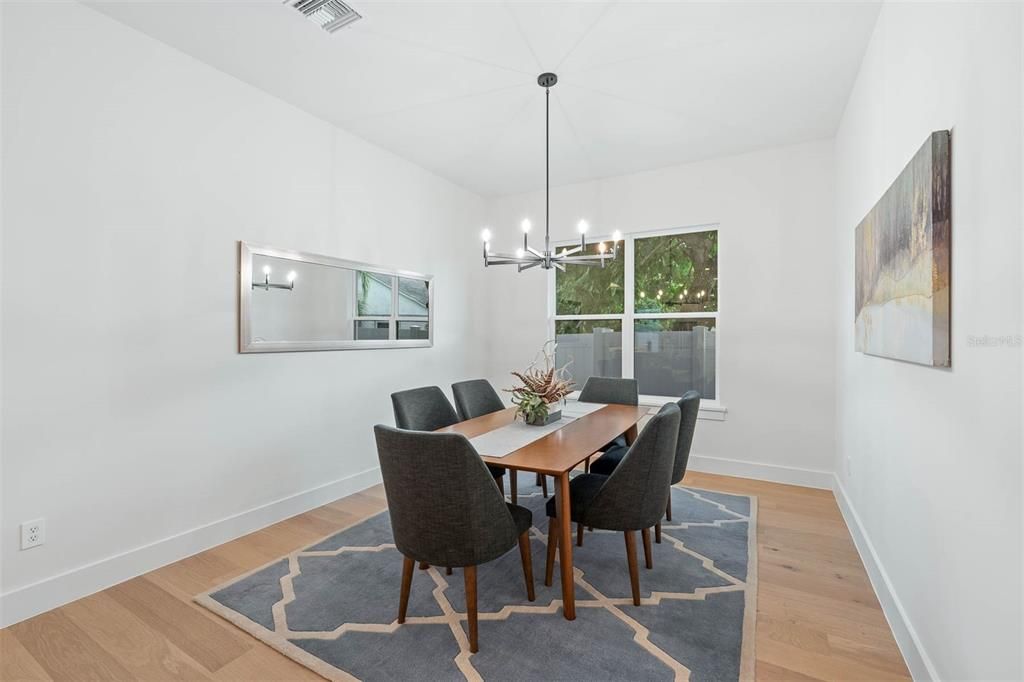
[688, 454, 833, 489]
[832, 475, 937, 681]
[0, 466, 382, 628]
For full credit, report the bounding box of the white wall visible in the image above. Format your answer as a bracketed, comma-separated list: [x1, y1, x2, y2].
[483, 140, 837, 487]
[0, 2, 486, 625]
[834, 2, 1023, 680]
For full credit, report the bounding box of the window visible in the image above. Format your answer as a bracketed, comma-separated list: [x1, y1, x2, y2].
[552, 226, 718, 402]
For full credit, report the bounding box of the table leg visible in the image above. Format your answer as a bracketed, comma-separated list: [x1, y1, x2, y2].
[625, 423, 639, 445]
[556, 472, 575, 620]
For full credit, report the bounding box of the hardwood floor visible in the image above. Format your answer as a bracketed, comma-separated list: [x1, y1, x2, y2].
[1, 474, 910, 681]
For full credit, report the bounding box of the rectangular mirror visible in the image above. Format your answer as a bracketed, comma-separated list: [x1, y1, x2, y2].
[239, 242, 433, 352]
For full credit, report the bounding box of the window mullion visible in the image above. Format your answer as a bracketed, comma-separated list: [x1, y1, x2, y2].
[547, 265, 557, 343]
[622, 235, 636, 380]
[633, 312, 719, 320]
[390, 276, 398, 341]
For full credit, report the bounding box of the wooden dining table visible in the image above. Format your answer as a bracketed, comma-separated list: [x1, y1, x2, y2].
[436, 403, 648, 620]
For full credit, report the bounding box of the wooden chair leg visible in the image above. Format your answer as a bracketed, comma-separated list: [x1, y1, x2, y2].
[545, 516, 559, 587]
[584, 456, 591, 473]
[624, 531, 641, 606]
[517, 532, 536, 601]
[446, 566, 453, 576]
[418, 561, 429, 570]
[641, 528, 653, 569]
[510, 473, 518, 505]
[541, 475, 548, 498]
[655, 522, 662, 544]
[398, 556, 414, 623]
[464, 566, 478, 653]
[499, 475, 506, 499]
[666, 497, 673, 522]
[576, 522, 584, 547]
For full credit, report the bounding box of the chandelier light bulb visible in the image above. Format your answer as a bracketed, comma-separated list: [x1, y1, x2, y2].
[678, 293, 684, 300]
[598, 242, 607, 254]
[287, 271, 297, 283]
[683, 288, 688, 296]
[612, 230, 622, 243]
[262, 265, 272, 275]
[481, 228, 492, 242]
[657, 289, 663, 296]
[521, 219, 532, 233]
[577, 219, 589, 234]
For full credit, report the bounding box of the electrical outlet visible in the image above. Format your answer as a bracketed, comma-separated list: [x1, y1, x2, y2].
[20, 518, 45, 550]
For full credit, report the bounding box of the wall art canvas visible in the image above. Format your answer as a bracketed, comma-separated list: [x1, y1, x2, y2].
[855, 130, 951, 367]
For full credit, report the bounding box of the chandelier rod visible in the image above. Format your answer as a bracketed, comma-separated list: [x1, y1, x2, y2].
[545, 84, 550, 256]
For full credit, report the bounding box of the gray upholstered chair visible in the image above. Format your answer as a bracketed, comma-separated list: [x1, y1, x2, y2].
[391, 386, 507, 497]
[577, 376, 640, 474]
[578, 376, 640, 406]
[590, 390, 700, 543]
[374, 425, 535, 653]
[451, 379, 521, 504]
[391, 385, 461, 432]
[451, 379, 505, 421]
[543, 403, 680, 605]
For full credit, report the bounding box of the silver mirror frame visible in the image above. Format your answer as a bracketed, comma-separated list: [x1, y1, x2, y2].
[238, 241, 435, 353]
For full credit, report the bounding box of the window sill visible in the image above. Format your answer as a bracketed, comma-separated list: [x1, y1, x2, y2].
[565, 393, 727, 421]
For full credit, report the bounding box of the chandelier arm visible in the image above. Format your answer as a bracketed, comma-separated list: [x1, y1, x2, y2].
[487, 258, 540, 266]
[557, 245, 584, 257]
[486, 248, 537, 258]
[518, 261, 543, 272]
[553, 262, 566, 272]
[557, 258, 603, 267]
[526, 245, 546, 259]
[558, 253, 612, 261]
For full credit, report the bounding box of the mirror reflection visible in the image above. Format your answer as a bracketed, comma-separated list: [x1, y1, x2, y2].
[241, 244, 432, 352]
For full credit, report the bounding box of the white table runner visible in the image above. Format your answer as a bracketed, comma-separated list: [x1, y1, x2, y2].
[470, 402, 607, 458]
[560, 401, 607, 419]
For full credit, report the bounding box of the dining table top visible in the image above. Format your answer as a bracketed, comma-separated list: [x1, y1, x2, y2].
[436, 404, 649, 476]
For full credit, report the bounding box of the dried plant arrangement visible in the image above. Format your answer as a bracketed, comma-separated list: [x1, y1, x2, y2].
[506, 341, 574, 425]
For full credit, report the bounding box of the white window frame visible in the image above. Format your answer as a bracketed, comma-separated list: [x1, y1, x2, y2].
[548, 223, 725, 419]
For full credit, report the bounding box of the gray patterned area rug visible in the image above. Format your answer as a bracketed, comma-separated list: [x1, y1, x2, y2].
[197, 474, 757, 681]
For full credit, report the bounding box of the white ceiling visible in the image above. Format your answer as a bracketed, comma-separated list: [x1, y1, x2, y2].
[86, 0, 880, 197]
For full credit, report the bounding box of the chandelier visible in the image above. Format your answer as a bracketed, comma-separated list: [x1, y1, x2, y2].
[480, 73, 621, 272]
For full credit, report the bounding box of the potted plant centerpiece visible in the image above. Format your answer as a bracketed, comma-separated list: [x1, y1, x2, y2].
[507, 342, 574, 426]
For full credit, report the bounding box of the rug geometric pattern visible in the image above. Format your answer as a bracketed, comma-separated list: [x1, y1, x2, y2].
[197, 474, 756, 682]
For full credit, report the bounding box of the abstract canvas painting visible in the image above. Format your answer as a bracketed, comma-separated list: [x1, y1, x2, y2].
[855, 130, 951, 367]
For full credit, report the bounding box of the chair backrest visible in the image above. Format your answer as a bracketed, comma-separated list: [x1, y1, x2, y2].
[671, 391, 701, 484]
[374, 425, 520, 567]
[451, 379, 505, 421]
[578, 377, 639, 406]
[391, 386, 459, 431]
[584, 403, 680, 531]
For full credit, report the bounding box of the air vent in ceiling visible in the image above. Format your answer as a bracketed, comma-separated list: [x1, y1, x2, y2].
[285, 0, 362, 33]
